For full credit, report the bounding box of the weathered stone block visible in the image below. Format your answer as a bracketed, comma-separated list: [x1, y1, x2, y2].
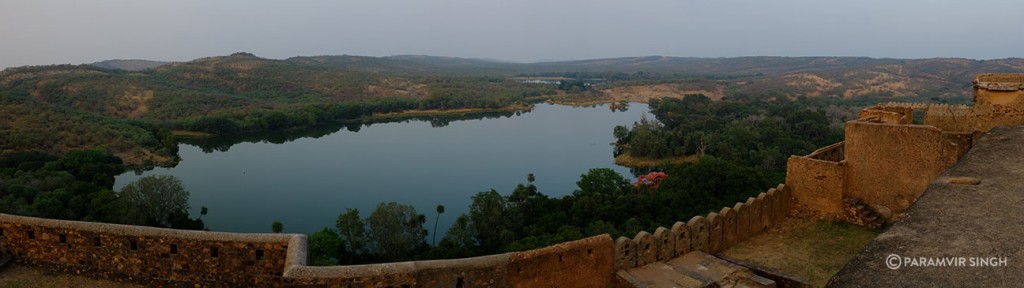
[634, 231, 656, 267]
[614, 236, 637, 270]
[767, 188, 782, 226]
[734, 203, 748, 243]
[653, 227, 673, 262]
[720, 207, 737, 250]
[670, 221, 690, 257]
[687, 216, 709, 253]
[777, 183, 791, 213]
[707, 212, 724, 254]
[759, 192, 773, 231]
[746, 197, 760, 237]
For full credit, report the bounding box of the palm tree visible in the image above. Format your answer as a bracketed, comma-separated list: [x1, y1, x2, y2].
[432, 204, 445, 247]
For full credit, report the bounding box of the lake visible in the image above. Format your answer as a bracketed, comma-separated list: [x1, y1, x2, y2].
[114, 103, 651, 238]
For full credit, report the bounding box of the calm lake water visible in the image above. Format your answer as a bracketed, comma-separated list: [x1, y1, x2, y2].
[114, 103, 650, 237]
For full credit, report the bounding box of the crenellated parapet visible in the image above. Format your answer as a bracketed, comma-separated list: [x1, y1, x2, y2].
[612, 184, 792, 270]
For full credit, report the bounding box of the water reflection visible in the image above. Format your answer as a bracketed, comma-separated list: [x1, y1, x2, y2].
[116, 103, 649, 236]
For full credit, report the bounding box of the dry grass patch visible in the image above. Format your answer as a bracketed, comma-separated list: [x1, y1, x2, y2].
[718, 218, 878, 287]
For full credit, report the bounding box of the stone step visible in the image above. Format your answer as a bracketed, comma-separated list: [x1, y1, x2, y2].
[617, 251, 776, 288]
[617, 262, 710, 288]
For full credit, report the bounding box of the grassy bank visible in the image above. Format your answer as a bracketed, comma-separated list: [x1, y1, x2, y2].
[614, 152, 698, 168]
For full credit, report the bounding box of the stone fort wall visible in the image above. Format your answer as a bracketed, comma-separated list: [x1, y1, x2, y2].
[786, 73, 1024, 219]
[0, 212, 615, 287]
[0, 183, 792, 287]
[612, 184, 791, 271]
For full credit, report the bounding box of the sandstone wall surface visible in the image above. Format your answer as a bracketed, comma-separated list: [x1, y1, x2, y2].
[843, 121, 964, 213]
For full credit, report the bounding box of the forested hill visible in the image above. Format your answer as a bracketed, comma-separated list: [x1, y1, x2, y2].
[3, 53, 1023, 165]
[90, 59, 171, 71]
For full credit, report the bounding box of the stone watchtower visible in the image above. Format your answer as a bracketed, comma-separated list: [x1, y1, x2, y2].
[787, 74, 1024, 221]
[971, 73, 1024, 131]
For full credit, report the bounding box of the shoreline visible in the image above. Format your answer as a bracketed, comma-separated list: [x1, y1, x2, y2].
[355, 103, 535, 121]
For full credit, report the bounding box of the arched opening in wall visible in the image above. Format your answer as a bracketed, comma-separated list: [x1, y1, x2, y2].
[93, 237, 101, 247]
[58, 234, 66, 244]
[129, 240, 138, 251]
[0, 228, 5, 237]
[26, 230, 34, 240]
[170, 244, 178, 254]
[210, 247, 219, 258]
[255, 249, 264, 260]
[456, 277, 464, 288]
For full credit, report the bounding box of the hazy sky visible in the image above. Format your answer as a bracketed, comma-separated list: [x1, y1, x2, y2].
[1, 0, 1021, 68]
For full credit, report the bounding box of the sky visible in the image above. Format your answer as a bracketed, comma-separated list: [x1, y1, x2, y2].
[1, 0, 1021, 68]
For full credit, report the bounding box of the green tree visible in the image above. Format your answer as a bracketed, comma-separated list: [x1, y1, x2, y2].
[118, 175, 192, 228]
[627, 117, 669, 157]
[272, 220, 283, 233]
[335, 208, 366, 254]
[439, 214, 477, 257]
[574, 168, 631, 197]
[366, 202, 427, 261]
[613, 125, 630, 143]
[308, 227, 344, 266]
[469, 189, 509, 252]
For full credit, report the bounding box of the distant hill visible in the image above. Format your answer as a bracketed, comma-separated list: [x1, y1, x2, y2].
[90, 59, 171, 71]
[285, 54, 527, 76]
[4, 53, 1024, 164]
[526, 56, 1024, 100]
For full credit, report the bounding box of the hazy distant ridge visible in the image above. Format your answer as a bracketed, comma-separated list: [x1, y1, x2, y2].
[90, 59, 171, 71]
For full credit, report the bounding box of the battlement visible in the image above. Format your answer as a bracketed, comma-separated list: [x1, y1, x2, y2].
[974, 73, 1024, 89]
[786, 74, 1024, 220]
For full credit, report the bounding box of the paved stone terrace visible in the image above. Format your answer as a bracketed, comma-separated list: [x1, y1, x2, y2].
[829, 126, 1024, 287]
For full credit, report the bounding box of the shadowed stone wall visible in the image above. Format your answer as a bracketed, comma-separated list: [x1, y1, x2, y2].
[0, 214, 291, 286]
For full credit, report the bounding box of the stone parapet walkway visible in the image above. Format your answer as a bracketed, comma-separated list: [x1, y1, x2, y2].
[829, 126, 1024, 287]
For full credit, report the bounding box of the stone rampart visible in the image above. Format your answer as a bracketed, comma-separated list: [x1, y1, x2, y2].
[844, 121, 969, 213]
[786, 151, 845, 216]
[0, 213, 291, 286]
[0, 213, 615, 287]
[613, 184, 792, 270]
